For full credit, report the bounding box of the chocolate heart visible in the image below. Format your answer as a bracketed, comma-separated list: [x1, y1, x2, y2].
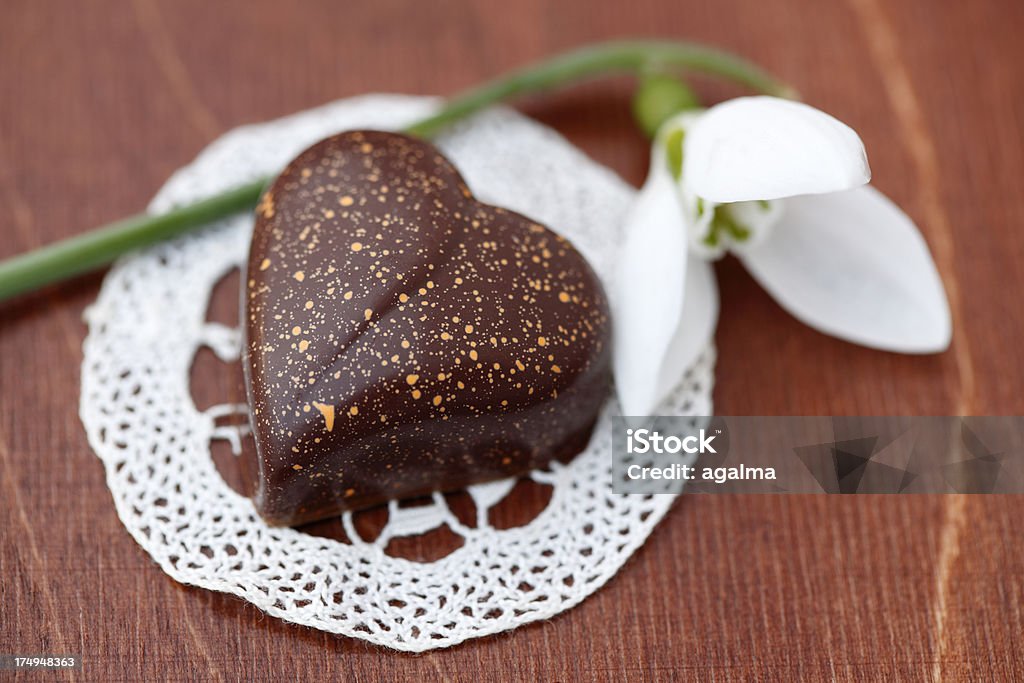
[242, 131, 610, 526]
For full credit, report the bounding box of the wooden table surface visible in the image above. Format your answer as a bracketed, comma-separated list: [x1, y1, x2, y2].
[3, 0, 1023, 680]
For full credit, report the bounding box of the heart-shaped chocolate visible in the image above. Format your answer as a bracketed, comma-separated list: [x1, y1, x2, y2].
[242, 131, 610, 526]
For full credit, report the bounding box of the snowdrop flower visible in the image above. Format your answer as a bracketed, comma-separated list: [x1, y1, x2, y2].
[614, 96, 951, 415]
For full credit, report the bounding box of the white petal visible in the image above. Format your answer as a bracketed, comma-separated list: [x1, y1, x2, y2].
[740, 186, 951, 353]
[683, 97, 871, 204]
[613, 157, 689, 416]
[654, 256, 719, 403]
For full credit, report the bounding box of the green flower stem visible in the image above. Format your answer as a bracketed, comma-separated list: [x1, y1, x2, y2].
[404, 40, 793, 137]
[0, 39, 792, 303]
[0, 183, 264, 301]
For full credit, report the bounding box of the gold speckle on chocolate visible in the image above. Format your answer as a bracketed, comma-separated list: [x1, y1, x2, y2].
[257, 192, 275, 219]
[243, 130, 611, 526]
[311, 401, 335, 432]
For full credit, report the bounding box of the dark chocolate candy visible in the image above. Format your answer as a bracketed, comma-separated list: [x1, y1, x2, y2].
[243, 131, 610, 526]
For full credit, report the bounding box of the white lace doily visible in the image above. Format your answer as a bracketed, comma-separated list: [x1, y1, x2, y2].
[80, 95, 715, 651]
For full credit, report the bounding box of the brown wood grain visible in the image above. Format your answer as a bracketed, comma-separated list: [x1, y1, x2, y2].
[2, 0, 1024, 680]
